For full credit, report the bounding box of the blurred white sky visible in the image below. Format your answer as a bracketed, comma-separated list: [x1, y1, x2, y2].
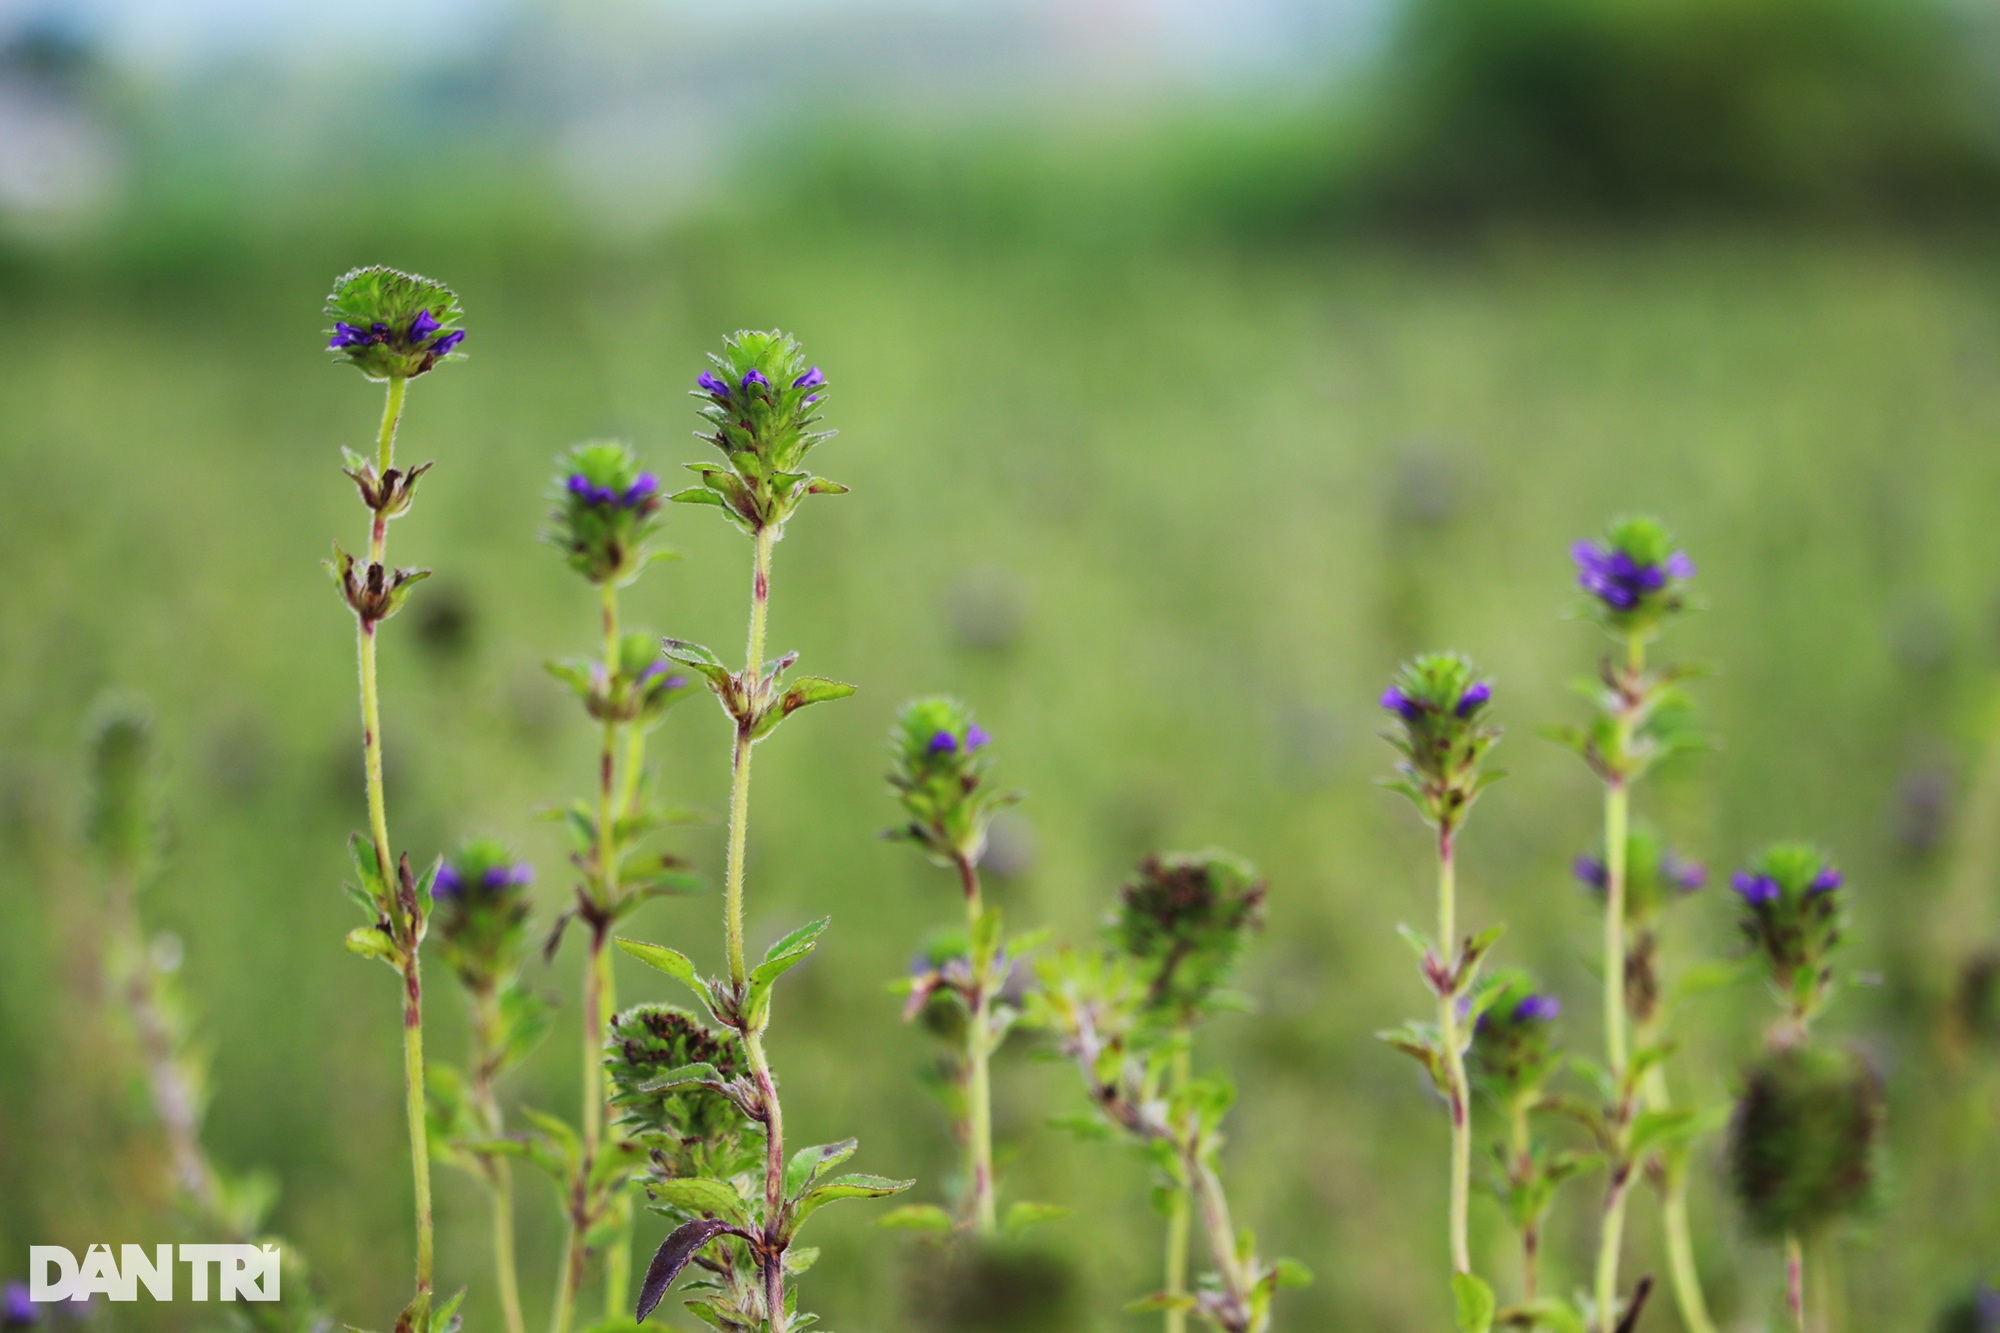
[1, 0, 1391, 82]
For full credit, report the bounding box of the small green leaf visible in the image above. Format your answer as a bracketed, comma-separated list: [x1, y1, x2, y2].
[1273, 1258, 1314, 1289]
[345, 925, 398, 964]
[763, 917, 831, 966]
[637, 1063, 725, 1095]
[1453, 1272, 1496, 1333]
[617, 938, 702, 994]
[875, 1204, 955, 1233]
[790, 1173, 914, 1228]
[647, 1177, 750, 1225]
[785, 1138, 859, 1197]
[1001, 1201, 1070, 1237]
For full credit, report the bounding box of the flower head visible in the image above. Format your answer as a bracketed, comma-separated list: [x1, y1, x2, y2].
[682, 330, 843, 538]
[1111, 850, 1266, 1024]
[324, 267, 466, 381]
[1467, 968, 1562, 1104]
[1571, 514, 1695, 636]
[1574, 822, 1705, 923]
[607, 1004, 760, 1184]
[1379, 651, 1501, 835]
[1732, 842, 1848, 1023]
[431, 837, 535, 993]
[548, 440, 669, 586]
[1729, 1043, 1883, 1241]
[885, 696, 1019, 867]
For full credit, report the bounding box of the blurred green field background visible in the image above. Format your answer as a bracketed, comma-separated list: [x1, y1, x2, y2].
[8, 2, 2000, 1330]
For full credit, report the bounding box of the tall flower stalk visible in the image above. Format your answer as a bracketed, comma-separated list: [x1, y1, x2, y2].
[1725, 846, 1881, 1332]
[324, 266, 467, 1333]
[1553, 519, 1706, 1333]
[614, 333, 911, 1332]
[1378, 652, 1503, 1314]
[425, 840, 551, 1333]
[538, 440, 701, 1333]
[1030, 853, 1305, 1333]
[880, 697, 1038, 1238]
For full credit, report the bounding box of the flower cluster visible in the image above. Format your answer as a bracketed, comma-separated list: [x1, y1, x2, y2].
[678, 332, 846, 537]
[607, 1005, 760, 1184]
[1731, 843, 1846, 1022]
[1572, 822, 1705, 924]
[1110, 851, 1267, 1026]
[883, 697, 1018, 869]
[431, 838, 535, 995]
[1571, 515, 1695, 635]
[324, 266, 466, 381]
[1728, 1043, 1883, 1241]
[547, 632, 700, 730]
[1379, 651, 1501, 835]
[1467, 970, 1562, 1108]
[549, 441, 670, 586]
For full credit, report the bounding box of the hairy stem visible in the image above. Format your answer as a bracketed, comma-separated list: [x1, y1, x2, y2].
[1164, 1043, 1193, 1333]
[474, 988, 526, 1333]
[1436, 827, 1472, 1276]
[747, 1031, 788, 1332]
[957, 854, 998, 1235]
[1189, 1150, 1257, 1333]
[357, 374, 430, 1303]
[1593, 773, 1631, 1325]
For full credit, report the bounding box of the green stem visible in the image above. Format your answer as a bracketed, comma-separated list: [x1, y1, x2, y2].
[1509, 1098, 1537, 1303]
[550, 1226, 584, 1333]
[1164, 1044, 1193, 1333]
[474, 989, 526, 1333]
[1603, 780, 1630, 1077]
[1785, 1234, 1806, 1333]
[1642, 1062, 1717, 1333]
[357, 375, 430, 1304]
[1189, 1149, 1258, 1333]
[1594, 631, 1645, 1330]
[958, 854, 998, 1235]
[1436, 827, 1472, 1276]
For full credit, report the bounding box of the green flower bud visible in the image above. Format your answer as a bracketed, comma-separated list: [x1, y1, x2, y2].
[883, 697, 1018, 868]
[548, 441, 667, 586]
[85, 695, 160, 879]
[1378, 651, 1501, 835]
[678, 331, 846, 538]
[1110, 850, 1266, 1026]
[607, 1004, 760, 1184]
[324, 266, 466, 381]
[430, 837, 534, 994]
[1728, 1043, 1883, 1241]
[1467, 969, 1562, 1106]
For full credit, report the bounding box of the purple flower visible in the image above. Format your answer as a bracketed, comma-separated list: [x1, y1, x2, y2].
[1380, 686, 1424, 721]
[927, 730, 959, 755]
[1732, 870, 1781, 906]
[1455, 681, 1491, 717]
[2, 1284, 34, 1328]
[965, 723, 992, 750]
[432, 863, 465, 902]
[1573, 854, 1608, 890]
[803, 394, 821, 405]
[623, 473, 659, 506]
[697, 370, 731, 398]
[482, 863, 534, 891]
[1807, 866, 1843, 896]
[431, 329, 465, 356]
[566, 473, 592, 499]
[409, 310, 441, 340]
[329, 321, 370, 350]
[1662, 852, 1707, 893]
[792, 366, 825, 390]
[1572, 540, 1690, 612]
[741, 368, 770, 391]
[1513, 994, 1561, 1024]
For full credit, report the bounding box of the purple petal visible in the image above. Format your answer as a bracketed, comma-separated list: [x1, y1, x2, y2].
[433, 864, 465, 901]
[1573, 855, 1608, 890]
[927, 730, 958, 755]
[741, 368, 770, 391]
[329, 321, 366, 349]
[965, 723, 991, 749]
[1732, 871, 1779, 906]
[1662, 853, 1707, 892]
[410, 310, 441, 340]
[431, 329, 465, 355]
[1513, 994, 1560, 1023]
[1666, 550, 1695, 580]
[1807, 866, 1843, 896]
[4, 1283, 35, 1326]
[623, 473, 659, 506]
[567, 474, 592, 498]
[697, 370, 731, 398]
[792, 366, 825, 389]
[1380, 686, 1423, 721]
[1455, 681, 1491, 717]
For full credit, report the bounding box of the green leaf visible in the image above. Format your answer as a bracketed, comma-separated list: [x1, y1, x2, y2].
[763, 917, 831, 966]
[785, 1138, 859, 1198]
[1628, 1108, 1700, 1158]
[660, 639, 734, 690]
[784, 1246, 820, 1274]
[1395, 923, 1435, 963]
[616, 938, 702, 995]
[344, 925, 398, 964]
[1001, 1201, 1070, 1238]
[647, 1177, 751, 1225]
[1497, 1298, 1586, 1333]
[637, 1063, 726, 1095]
[790, 1173, 914, 1229]
[1453, 1272, 1496, 1333]
[1272, 1258, 1314, 1289]
[349, 832, 389, 905]
[875, 1204, 955, 1233]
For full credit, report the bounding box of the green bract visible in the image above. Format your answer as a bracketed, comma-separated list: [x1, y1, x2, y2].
[1110, 851, 1266, 1027]
[883, 696, 1020, 867]
[677, 330, 845, 537]
[549, 441, 669, 586]
[607, 1004, 761, 1184]
[324, 265, 467, 381]
[1379, 651, 1502, 835]
[1728, 1043, 1883, 1240]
